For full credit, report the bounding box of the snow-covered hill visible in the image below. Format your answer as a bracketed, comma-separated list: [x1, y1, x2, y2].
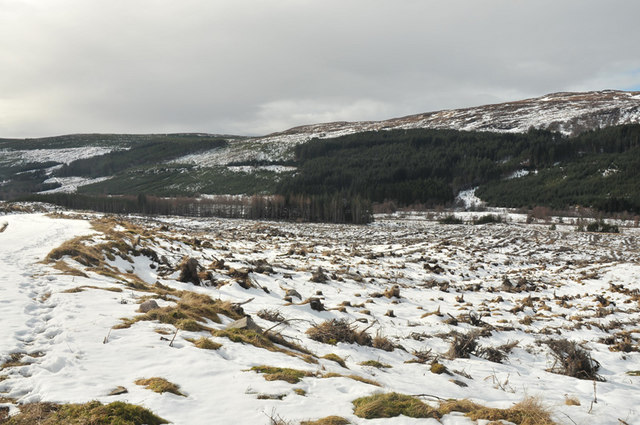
[178, 90, 640, 166]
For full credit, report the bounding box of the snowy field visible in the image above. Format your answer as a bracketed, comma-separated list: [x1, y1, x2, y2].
[0, 210, 639, 424]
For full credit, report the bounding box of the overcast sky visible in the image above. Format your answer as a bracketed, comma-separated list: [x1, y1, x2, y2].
[1, 0, 639, 138]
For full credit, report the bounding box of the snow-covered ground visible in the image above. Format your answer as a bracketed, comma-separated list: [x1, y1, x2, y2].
[1, 211, 639, 424]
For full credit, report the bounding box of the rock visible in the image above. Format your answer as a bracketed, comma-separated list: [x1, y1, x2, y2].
[0, 221, 8, 233]
[138, 299, 159, 313]
[178, 257, 201, 285]
[108, 386, 128, 396]
[384, 285, 401, 298]
[308, 297, 325, 311]
[285, 288, 302, 299]
[310, 267, 328, 283]
[226, 316, 263, 332]
[385, 309, 395, 317]
[251, 259, 274, 274]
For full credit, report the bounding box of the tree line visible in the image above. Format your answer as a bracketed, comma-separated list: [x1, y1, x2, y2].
[26, 192, 372, 224]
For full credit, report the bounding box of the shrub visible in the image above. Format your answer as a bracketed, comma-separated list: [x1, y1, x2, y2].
[473, 214, 502, 225]
[439, 215, 463, 225]
[257, 309, 285, 322]
[372, 334, 395, 352]
[306, 319, 371, 346]
[585, 220, 619, 233]
[446, 331, 479, 359]
[545, 340, 603, 381]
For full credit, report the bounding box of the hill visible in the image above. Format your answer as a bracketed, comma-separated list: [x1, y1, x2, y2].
[2, 90, 640, 217]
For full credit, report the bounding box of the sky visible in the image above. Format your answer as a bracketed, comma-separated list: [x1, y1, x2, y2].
[1, 0, 640, 138]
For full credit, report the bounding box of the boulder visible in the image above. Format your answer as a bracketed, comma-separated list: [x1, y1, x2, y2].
[308, 297, 325, 312]
[138, 299, 159, 313]
[225, 315, 263, 332]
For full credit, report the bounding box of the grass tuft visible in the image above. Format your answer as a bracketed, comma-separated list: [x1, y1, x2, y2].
[352, 393, 438, 419]
[359, 360, 391, 369]
[2, 400, 167, 425]
[134, 377, 186, 397]
[321, 353, 347, 368]
[306, 319, 371, 346]
[187, 337, 222, 350]
[250, 366, 316, 384]
[300, 416, 351, 425]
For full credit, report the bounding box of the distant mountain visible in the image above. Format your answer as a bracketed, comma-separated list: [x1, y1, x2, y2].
[181, 90, 640, 166]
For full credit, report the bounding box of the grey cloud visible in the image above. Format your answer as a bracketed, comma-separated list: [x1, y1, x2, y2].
[1, 0, 639, 137]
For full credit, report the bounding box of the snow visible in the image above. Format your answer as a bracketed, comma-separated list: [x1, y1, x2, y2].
[455, 188, 485, 210]
[0, 147, 122, 166]
[227, 165, 297, 174]
[505, 169, 530, 180]
[39, 176, 111, 193]
[1, 211, 640, 424]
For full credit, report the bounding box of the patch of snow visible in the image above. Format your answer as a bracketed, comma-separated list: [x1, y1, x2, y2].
[455, 188, 485, 210]
[505, 169, 530, 179]
[39, 176, 110, 193]
[227, 165, 297, 174]
[3, 147, 124, 165]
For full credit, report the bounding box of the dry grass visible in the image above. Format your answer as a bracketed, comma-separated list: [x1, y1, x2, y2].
[306, 319, 372, 346]
[545, 339, 603, 381]
[321, 373, 381, 387]
[116, 291, 243, 331]
[187, 337, 222, 350]
[300, 416, 351, 425]
[250, 366, 316, 384]
[1, 400, 168, 425]
[321, 353, 347, 368]
[134, 377, 186, 397]
[212, 328, 313, 360]
[564, 396, 581, 406]
[51, 260, 88, 277]
[45, 236, 104, 267]
[372, 334, 395, 352]
[352, 393, 438, 419]
[359, 360, 391, 369]
[0, 353, 29, 370]
[62, 285, 123, 294]
[446, 331, 479, 359]
[352, 393, 557, 424]
[438, 397, 556, 425]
